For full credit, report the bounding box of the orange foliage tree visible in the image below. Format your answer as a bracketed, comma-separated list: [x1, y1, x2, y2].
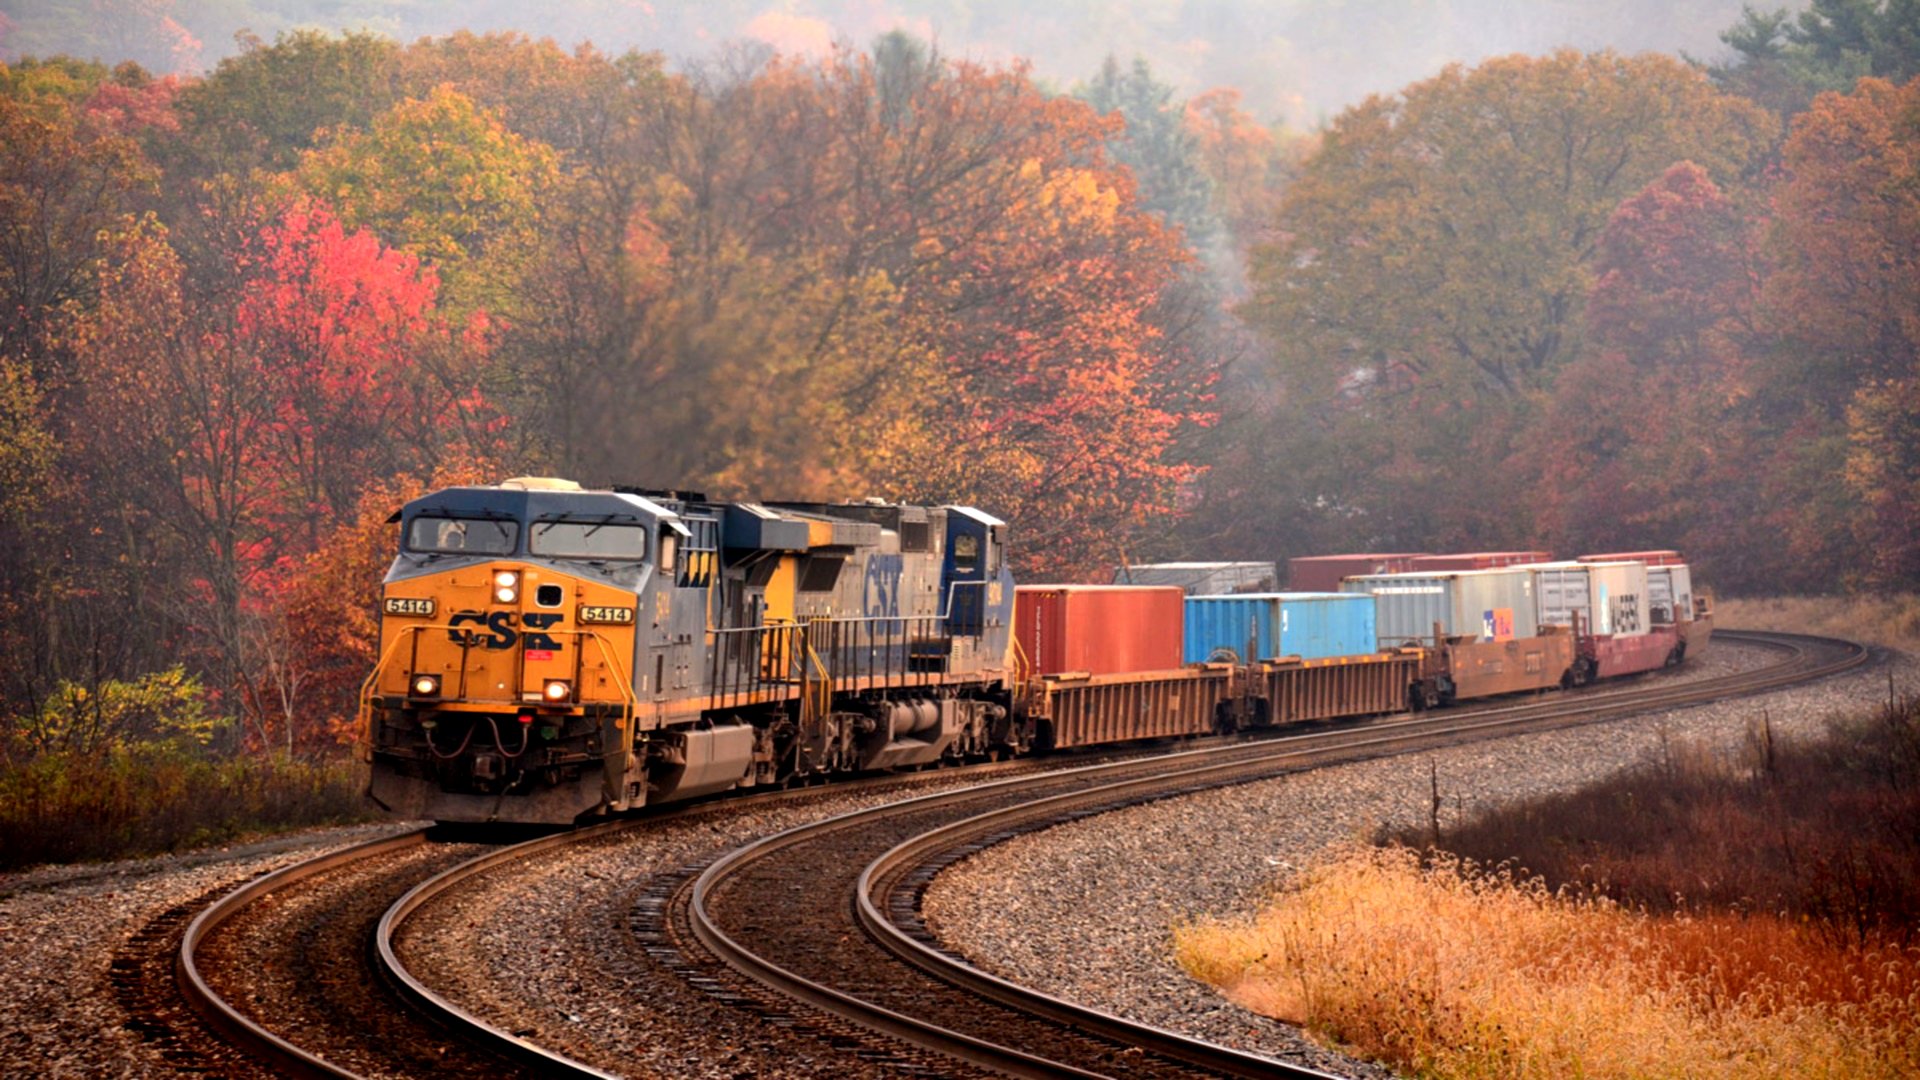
[1531, 162, 1765, 565]
[1763, 76, 1920, 587]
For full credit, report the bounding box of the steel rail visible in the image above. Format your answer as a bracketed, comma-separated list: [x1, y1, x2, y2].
[695, 630, 1865, 1079]
[175, 829, 431, 1080]
[373, 820, 629, 1079]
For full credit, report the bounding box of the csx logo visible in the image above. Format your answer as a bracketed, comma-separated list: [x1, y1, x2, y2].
[448, 610, 564, 650]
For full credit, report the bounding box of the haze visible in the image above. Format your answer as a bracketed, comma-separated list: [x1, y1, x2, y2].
[3, 0, 1779, 125]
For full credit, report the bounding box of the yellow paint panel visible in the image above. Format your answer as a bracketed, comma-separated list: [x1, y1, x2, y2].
[807, 520, 833, 547]
[764, 557, 797, 623]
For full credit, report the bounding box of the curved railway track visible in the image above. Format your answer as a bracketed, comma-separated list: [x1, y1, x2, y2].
[164, 630, 1864, 1078]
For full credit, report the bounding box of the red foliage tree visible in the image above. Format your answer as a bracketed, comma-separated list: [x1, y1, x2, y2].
[69, 202, 505, 749]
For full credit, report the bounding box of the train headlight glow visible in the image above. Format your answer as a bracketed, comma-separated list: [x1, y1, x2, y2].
[494, 570, 519, 604]
[495, 586, 518, 603]
[410, 674, 441, 698]
[543, 679, 572, 703]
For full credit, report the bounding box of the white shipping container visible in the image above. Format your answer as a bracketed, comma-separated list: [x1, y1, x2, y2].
[1531, 561, 1651, 637]
[1584, 561, 1651, 637]
[1671, 565, 1693, 620]
[1646, 565, 1695, 624]
[1342, 569, 1537, 644]
[1531, 562, 1593, 629]
[1114, 561, 1277, 594]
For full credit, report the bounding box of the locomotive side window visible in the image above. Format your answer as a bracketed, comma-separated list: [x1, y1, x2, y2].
[529, 520, 647, 560]
[953, 533, 980, 573]
[407, 516, 518, 555]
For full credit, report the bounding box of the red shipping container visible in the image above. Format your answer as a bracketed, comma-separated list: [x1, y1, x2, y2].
[1015, 585, 1185, 677]
[1408, 551, 1555, 571]
[1578, 550, 1687, 567]
[1287, 554, 1430, 592]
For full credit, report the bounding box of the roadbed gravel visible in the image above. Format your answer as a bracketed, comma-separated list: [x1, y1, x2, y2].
[921, 641, 1918, 1076]
[0, 821, 420, 1079]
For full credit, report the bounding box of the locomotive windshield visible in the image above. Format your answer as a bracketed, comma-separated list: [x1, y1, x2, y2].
[529, 519, 648, 561]
[405, 516, 519, 555]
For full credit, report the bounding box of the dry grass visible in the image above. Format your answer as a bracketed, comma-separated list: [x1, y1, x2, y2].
[1386, 700, 1920, 941]
[1176, 845, 1920, 1079]
[1716, 593, 1920, 654]
[0, 747, 375, 869]
[1177, 698, 1920, 1079]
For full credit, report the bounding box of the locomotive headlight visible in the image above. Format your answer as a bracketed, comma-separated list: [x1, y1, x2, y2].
[542, 679, 572, 703]
[493, 570, 519, 604]
[410, 674, 441, 698]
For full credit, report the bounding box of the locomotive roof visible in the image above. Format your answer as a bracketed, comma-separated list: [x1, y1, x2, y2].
[394, 485, 679, 526]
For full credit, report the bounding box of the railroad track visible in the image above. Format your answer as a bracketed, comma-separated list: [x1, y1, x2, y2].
[161, 630, 1862, 1078]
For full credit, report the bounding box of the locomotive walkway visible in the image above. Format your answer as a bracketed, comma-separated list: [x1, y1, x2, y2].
[153, 630, 1864, 1078]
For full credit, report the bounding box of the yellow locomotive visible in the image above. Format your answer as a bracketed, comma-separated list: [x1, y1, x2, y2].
[360, 478, 1018, 823]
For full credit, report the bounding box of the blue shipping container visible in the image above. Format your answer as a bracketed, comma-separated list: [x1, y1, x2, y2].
[1184, 593, 1378, 663]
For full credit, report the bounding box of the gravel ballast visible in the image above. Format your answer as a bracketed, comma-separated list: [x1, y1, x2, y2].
[921, 642, 1919, 1075]
[0, 822, 418, 1079]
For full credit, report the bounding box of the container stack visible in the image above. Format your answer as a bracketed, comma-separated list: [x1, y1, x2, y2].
[1013, 585, 1185, 677]
[1111, 561, 1278, 594]
[1182, 593, 1377, 663]
[1407, 551, 1556, 571]
[1339, 569, 1539, 645]
[1287, 553, 1430, 592]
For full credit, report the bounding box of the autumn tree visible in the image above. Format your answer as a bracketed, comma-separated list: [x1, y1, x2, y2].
[1225, 50, 1774, 555]
[1763, 76, 1920, 586]
[1250, 49, 1773, 404]
[295, 84, 558, 316]
[0, 60, 160, 377]
[67, 206, 504, 748]
[169, 30, 400, 172]
[1528, 162, 1763, 562]
[1183, 87, 1300, 253]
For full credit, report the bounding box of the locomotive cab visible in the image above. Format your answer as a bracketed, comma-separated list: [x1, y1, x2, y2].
[363, 480, 681, 823]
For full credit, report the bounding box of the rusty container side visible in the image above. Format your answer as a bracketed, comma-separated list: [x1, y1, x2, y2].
[1014, 585, 1185, 677]
[1408, 551, 1555, 571]
[1579, 550, 1686, 567]
[1287, 554, 1430, 592]
[1032, 668, 1229, 749]
[1441, 630, 1576, 701]
[1257, 652, 1420, 724]
[1592, 625, 1681, 679]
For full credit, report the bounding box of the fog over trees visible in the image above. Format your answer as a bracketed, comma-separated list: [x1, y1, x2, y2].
[4, 0, 1777, 126]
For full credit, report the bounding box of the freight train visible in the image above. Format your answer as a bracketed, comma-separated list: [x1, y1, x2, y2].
[359, 479, 1713, 824]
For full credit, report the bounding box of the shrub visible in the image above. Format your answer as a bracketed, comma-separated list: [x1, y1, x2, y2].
[0, 745, 374, 869]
